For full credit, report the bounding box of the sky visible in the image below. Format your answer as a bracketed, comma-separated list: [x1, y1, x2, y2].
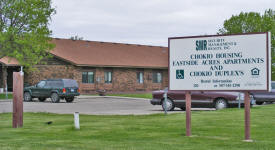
[50, 0, 274, 46]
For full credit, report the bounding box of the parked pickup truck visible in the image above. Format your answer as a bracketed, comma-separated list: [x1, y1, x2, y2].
[150, 90, 255, 111]
[250, 81, 275, 105]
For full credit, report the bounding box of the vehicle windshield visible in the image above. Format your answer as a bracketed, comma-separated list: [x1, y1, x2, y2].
[63, 79, 78, 87]
[37, 81, 46, 88]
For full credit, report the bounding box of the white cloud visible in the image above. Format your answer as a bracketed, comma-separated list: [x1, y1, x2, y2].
[50, 0, 275, 46]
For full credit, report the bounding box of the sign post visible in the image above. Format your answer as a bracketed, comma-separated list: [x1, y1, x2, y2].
[169, 32, 271, 140]
[244, 91, 251, 141]
[185, 91, 191, 136]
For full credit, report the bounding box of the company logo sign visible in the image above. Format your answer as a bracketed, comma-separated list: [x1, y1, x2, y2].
[196, 40, 207, 51]
[176, 70, 184, 79]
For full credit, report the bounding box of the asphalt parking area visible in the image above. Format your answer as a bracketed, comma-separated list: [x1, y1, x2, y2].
[2, 97, 268, 115]
[0, 97, 172, 115]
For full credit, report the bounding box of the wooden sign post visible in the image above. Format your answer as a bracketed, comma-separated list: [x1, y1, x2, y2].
[13, 72, 23, 128]
[185, 91, 191, 136]
[244, 91, 251, 141]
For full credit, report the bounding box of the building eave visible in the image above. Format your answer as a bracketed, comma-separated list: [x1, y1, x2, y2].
[75, 64, 168, 69]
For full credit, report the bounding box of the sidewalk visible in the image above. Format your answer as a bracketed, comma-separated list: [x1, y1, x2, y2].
[77, 95, 150, 100]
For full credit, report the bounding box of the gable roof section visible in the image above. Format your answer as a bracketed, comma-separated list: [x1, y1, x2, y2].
[0, 57, 20, 66]
[50, 38, 168, 68]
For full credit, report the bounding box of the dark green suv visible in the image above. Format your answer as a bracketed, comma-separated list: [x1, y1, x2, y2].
[24, 79, 80, 103]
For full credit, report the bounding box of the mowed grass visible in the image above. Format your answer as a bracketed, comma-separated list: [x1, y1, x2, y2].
[0, 105, 275, 150]
[0, 93, 13, 99]
[107, 93, 152, 99]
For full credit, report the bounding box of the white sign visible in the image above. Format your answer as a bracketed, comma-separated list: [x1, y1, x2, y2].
[169, 32, 271, 91]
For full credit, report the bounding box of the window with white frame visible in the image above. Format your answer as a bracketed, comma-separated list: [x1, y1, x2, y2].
[137, 72, 144, 84]
[104, 71, 112, 83]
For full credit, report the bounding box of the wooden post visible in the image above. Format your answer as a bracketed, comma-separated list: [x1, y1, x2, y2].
[244, 91, 251, 141]
[13, 72, 23, 128]
[185, 91, 191, 136]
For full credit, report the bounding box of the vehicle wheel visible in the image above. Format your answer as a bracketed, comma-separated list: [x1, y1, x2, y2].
[256, 101, 264, 105]
[38, 98, 46, 102]
[215, 98, 228, 110]
[51, 93, 60, 103]
[180, 107, 186, 111]
[65, 97, 74, 103]
[24, 92, 32, 102]
[162, 98, 175, 111]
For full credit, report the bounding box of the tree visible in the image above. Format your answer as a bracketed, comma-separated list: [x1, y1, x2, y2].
[0, 0, 56, 70]
[219, 9, 275, 53]
[219, 9, 275, 79]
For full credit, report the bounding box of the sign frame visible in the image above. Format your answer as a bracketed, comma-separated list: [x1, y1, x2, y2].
[168, 32, 271, 92]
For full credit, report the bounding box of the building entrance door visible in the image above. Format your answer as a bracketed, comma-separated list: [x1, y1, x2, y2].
[7, 66, 20, 92]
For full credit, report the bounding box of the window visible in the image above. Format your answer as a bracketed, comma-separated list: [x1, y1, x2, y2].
[63, 79, 78, 87]
[152, 72, 162, 83]
[104, 71, 112, 83]
[82, 72, 94, 83]
[46, 81, 63, 88]
[137, 72, 144, 84]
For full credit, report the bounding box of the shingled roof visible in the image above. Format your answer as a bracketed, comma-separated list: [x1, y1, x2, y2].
[51, 38, 168, 68]
[0, 38, 168, 68]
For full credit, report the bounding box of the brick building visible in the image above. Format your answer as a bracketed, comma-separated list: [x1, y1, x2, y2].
[0, 38, 168, 94]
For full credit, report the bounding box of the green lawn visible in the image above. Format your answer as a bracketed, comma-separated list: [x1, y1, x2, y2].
[0, 105, 275, 150]
[107, 93, 152, 99]
[0, 93, 13, 99]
